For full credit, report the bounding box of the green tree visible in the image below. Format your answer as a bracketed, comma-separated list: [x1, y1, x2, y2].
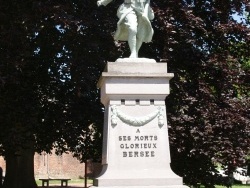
[0, 0, 249, 188]
[154, 0, 250, 186]
[0, 1, 109, 187]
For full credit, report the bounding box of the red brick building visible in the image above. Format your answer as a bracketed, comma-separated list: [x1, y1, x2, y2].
[0, 151, 101, 179]
[0, 156, 5, 177]
[34, 151, 86, 178]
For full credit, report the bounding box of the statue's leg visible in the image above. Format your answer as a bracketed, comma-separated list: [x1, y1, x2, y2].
[125, 12, 138, 58]
[136, 38, 142, 56]
[135, 15, 144, 57]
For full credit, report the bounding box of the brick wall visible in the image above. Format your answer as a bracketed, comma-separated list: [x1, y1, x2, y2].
[0, 156, 6, 177]
[0, 151, 102, 179]
[34, 151, 86, 179]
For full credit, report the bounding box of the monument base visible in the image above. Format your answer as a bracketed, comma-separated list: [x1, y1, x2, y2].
[93, 165, 188, 187]
[96, 61, 189, 188]
[92, 178, 189, 188]
[115, 58, 156, 63]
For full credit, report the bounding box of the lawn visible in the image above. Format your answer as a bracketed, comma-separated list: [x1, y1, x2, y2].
[206, 185, 249, 188]
[35, 180, 250, 188]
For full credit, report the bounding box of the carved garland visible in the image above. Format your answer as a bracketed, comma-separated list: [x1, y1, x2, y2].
[111, 105, 165, 128]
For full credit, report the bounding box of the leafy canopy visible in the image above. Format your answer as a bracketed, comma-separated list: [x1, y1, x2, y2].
[0, 0, 249, 186]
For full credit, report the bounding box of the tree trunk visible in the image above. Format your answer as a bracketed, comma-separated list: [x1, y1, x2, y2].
[2, 145, 37, 188]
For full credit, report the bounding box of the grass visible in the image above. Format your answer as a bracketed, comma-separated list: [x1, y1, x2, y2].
[35, 179, 249, 188]
[219, 186, 250, 188]
[201, 185, 250, 188]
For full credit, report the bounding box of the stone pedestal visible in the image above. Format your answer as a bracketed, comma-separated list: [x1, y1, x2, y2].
[93, 60, 188, 188]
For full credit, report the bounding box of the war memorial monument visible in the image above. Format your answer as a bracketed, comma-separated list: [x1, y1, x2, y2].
[93, 0, 189, 187]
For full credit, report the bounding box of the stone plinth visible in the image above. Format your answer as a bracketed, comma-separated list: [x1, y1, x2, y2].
[93, 60, 188, 188]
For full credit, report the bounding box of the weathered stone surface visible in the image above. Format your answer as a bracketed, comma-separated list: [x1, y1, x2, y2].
[93, 61, 189, 188]
[97, 61, 174, 106]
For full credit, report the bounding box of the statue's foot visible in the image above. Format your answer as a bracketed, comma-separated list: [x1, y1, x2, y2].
[129, 53, 138, 58]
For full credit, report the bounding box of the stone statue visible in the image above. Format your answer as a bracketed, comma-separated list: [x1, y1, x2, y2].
[97, 0, 154, 58]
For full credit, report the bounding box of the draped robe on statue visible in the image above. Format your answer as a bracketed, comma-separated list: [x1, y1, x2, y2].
[99, 0, 154, 43]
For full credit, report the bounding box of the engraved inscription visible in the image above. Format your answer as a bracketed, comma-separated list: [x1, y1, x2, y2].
[118, 134, 158, 158]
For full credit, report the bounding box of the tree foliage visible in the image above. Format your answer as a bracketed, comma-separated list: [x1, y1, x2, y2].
[0, 0, 249, 187]
[157, 0, 250, 186]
